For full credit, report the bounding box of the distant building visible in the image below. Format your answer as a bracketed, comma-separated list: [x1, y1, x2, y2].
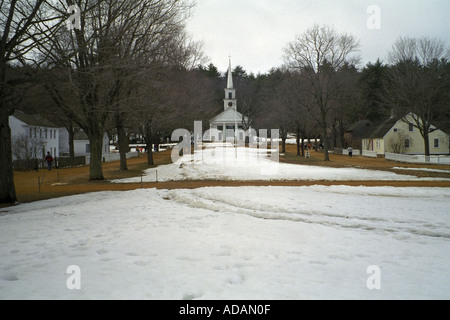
[9, 110, 60, 160]
[362, 113, 450, 155]
[209, 59, 249, 142]
[59, 129, 110, 157]
[9, 110, 110, 161]
[344, 119, 373, 150]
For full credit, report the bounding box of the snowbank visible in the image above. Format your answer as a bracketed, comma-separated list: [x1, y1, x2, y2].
[1, 186, 449, 299]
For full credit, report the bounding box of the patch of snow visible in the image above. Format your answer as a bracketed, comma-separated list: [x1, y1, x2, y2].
[1, 186, 449, 299]
[112, 146, 449, 183]
[393, 167, 450, 174]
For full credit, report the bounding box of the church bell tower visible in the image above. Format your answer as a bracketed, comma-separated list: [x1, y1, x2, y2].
[224, 58, 237, 111]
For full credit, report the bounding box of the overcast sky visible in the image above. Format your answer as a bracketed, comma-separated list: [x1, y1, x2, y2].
[185, 0, 450, 74]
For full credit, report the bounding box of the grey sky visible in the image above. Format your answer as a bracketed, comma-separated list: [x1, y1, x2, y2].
[186, 0, 450, 74]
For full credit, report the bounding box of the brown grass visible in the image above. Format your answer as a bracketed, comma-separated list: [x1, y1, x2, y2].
[6, 144, 450, 206]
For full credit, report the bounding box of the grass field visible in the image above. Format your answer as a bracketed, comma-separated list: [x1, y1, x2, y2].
[9, 144, 450, 205]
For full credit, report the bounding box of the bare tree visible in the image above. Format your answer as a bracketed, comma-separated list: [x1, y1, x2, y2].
[256, 68, 295, 153]
[11, 133, 45, 160]
[386, 36, 449, 156]
[284, 24, 360, 161]
[36, 0, 194, 179]
[388, 129, 410, 154]
[0, 0, 62, 204]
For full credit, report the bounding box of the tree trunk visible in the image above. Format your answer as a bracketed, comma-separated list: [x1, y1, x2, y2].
[340, 130, 346, 149]
[332, 121, 337, 149]
[145, 122, 154, 166]
[68, 124, 75, 160]
[117, 122, 128, 171]
[0, 107, 17, 204]
[322, 129, 330, 161]
[280, 129, 287, 154]
[88, 132, 104, 180]
[296, 128, 301, 156]
[423, 131, 430, 157]
[301, 138, 305, 157]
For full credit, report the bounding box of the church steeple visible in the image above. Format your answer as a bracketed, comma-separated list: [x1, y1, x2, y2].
[224, 57, 237, 111]
[227, 57, 233, 89]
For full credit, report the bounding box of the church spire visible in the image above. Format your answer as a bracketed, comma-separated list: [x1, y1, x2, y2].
[224, 57, 237, 111]
[227, 56, 233, 89]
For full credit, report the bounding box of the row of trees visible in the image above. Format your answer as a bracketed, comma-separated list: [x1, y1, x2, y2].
[198, 28, 449, 160]
[232, 26, 449, 161]
[1, 1, 449, 205]
[1, 0, 215, 204]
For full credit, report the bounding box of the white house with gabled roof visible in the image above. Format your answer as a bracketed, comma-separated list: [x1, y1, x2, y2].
[9, 110, 60, 160]
[362, 112, 450, 155]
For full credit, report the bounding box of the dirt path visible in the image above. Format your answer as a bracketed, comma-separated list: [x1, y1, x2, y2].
[9, 144, 450, 205]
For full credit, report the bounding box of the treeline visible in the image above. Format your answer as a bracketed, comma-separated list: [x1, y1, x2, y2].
[1, 2, 449, 205]
[197, 26, 450, 161]
[1, 0, 213, 204]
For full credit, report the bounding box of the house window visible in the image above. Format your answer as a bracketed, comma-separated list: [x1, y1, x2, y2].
[29, 127, 32, 138]
[434, 138, 439, 148]
[50, 130, 52, 139]
[405, 139, 410, 148]
[409, 123, 414, 132]
[229, 92, 232, 99]
[54, 130, 56, 138]
[45, 129, 48, 139]
[393, 128, 398, 132]
[39, 128, 42, 138]
[86, 144, 90, 153]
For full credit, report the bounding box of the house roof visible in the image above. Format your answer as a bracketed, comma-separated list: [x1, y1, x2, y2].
[364, 116, 402, 139]
[12, 110, 59, 128]
[74, 130, 89, 141]
[346, 119, 373, 138]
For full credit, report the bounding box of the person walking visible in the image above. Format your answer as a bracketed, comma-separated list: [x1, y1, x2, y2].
[45, 152, 53, 171]
[348, 147, 353, 158]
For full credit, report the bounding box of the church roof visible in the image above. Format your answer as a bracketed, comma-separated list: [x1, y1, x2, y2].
[210, 107, 247, 124]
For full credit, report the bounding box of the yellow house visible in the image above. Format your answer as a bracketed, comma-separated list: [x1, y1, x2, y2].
[362, 113, 450, 156]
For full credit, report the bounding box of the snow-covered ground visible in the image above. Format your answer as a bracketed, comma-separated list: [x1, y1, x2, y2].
[393, 167, 450, 174]
[1, 185, 449, 299]
[112, 146, 449, 183]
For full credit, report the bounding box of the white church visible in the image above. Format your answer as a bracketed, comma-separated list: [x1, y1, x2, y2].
[209, 59, 249, 142]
